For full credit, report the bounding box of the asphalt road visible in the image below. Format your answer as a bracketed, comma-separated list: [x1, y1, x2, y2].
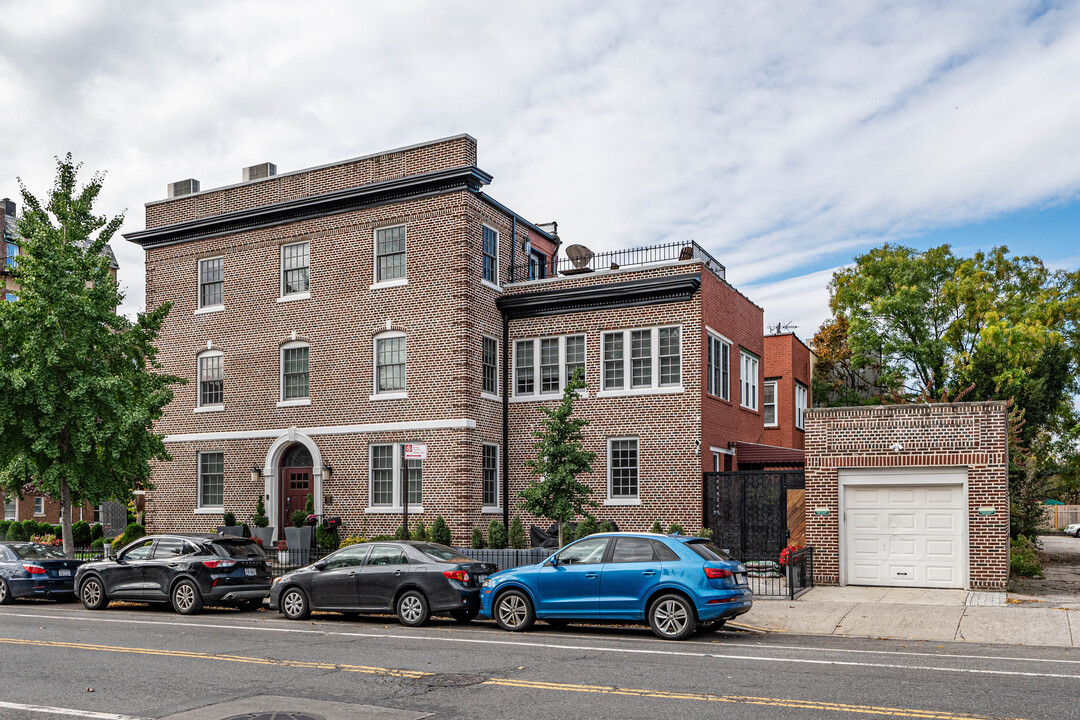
[0, 600, 1077, 720]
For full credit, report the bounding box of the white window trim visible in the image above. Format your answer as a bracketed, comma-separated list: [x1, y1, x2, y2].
[196, 256, 224, 312]
[740, 349, 759, 411]
[606, 436, 640, 504]
[195, 350, 224, 412]
[511, 334, 589, 400]
[196, 450, 225, 511]
[365, 442, 423, 514]
[796, 382, 808, 431]
[600, 325, 683, 394]
[279, 240, 311, 300]
[763, 379, 778, 427]
[373, 330, 407, 399]
[33, 496, 45, 516]
[706, 327, 731, 402]
[372, 224, 407, 288]
[481, 223, 500, 290]
[482, 442, 501, 510]
[280, 340, 311, 404]
[481, 335, 500, 401]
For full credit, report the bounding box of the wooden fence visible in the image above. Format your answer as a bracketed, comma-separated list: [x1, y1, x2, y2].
[1042, 505, 1080, 530]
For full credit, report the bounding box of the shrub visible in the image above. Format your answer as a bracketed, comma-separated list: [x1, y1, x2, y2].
[508, 515, 526, 549]
[290, 509, 307, 528]
[561, 523, 575, 545]
[72, 521, 92, 547]
[393, 525, 406, 541]
[31, 534, 62, 546]
[253, 496, 269, 528]
[471, 526, 485, 549]
[650, 520, 663, 534]
[304, 494, 315, 515]
[1010, 536, 1043, 578]
[413, 520, 429, 541]
[697, 527, 714, 540]
[668, 523, 684, 535]
[90, 523, 104, 541]
[0, 520, 10, 540]
[575, 517, 597, 540]
[431, 515, 452, 546]
[112, 522, 146, 548]
[488, 520, 508, 549]
[223, 512, 237, 527]
[315, 524, 338, 550]
[5, 523, 27, 541]
[22, 519, 38, 538]
[90, 537, 105, 549]
[598, 520, 615, 534]
[339, 535, 366, 548]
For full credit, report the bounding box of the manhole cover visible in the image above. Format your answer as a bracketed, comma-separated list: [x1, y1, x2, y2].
[222, 714, 326, 720]
[417, 673, 486, 687]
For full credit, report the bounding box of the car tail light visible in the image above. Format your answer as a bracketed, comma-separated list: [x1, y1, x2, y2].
[22, 564, 46, 575]
[443, 569, 470, 583]
[704, 567, 734, 579]
[202, 560, 237, 570]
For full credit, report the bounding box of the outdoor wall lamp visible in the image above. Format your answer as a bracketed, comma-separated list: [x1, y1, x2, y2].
[250, 465, 262, 483]
[323, 463, 333, 479]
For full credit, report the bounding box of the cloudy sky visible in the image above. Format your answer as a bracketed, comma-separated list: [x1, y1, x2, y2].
[1, 0, 1078, 340]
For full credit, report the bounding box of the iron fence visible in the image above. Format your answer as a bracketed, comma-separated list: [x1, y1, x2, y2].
[454, 547, 551, 570]
[739, 547, 813, 600]
[264, 546, 332, 577]
[510, 240, 726, 283]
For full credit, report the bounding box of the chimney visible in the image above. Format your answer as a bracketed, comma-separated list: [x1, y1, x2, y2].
[242, 162, 277, 182]
[167, 179, 201, 198]
[2, 198, 15, 217]
[537, 221, 558, 237]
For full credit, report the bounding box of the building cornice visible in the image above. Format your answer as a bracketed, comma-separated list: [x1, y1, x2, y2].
[123, 165, 493, 249]
[497, 272, 701, 319]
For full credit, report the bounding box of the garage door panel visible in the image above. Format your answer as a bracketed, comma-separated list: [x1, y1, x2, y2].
[842, 477, 966, 589]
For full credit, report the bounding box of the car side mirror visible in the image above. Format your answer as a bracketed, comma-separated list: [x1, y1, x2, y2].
[313, 560, 328, 571]
[548, 555, 558, 567]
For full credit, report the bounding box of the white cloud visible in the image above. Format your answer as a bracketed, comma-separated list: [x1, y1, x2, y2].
[742, 266, 846, 345]
[0, 0, 1077, 321]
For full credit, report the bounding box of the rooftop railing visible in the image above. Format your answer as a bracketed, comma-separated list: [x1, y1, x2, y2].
[510, 240, 726, 284]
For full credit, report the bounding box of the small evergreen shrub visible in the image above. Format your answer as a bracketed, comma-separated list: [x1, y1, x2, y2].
[90, 523, 104, 541]
[393, 524, 406, 541]
[697, 528, 714, 540]
[471, 526, 485, 549]
[488, 520, 508, 549]
[1010, 536, 1043, 578]
[561, 523, 575, 545]
[0, 521, 10, 540]
[575, 517, 597, 540]
[304, 494, 315, 514]
[6, 523, 27, 541]
[413, 520, 429, 541]
[22, 519, 38, 538]
[252, 496, 269, 528]
[72, 521, 92, 547]
[90, 537, 105, 549]
[339, 535, 365, 548]
[315, 524, 338, 550]
[223, 512, 237, 527]
[598, 520, 615, 534]
[112, 522, 146, 547]
[431, 515, 452, 546]
[668, 523, 684, 535]
[508, 515, 526, 549]
[650, 520, 663, 534]
[290, 509, 307, 528]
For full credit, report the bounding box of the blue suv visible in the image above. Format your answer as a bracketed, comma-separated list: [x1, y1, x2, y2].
[480, 533, 751, 640]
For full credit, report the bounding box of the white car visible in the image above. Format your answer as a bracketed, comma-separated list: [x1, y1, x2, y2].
[1064, 523, 1080, 538]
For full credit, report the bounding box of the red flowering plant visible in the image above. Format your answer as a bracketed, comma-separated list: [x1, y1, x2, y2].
[277, 540, 288, 551]
[31, 534, 63, 546]
[779, 543, 804, 567]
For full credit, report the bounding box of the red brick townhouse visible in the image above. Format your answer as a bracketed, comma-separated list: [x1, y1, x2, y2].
[761, 332, 814, 452]
[125, 135, 795, 544]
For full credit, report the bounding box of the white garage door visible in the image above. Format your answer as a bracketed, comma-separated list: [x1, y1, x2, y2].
[842, 475, 966, 589]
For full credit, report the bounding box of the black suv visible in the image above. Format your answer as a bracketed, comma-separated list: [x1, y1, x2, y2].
[75, 534, 272, 615]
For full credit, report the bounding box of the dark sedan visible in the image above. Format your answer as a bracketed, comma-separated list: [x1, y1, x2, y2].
[269, 541, 496, 626]
[0, 542, 84, 603]
[75, 533, 272, 615]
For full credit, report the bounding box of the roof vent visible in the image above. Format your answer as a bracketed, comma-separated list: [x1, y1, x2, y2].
[243, 162, 277, 182]
[2, 198, 15, 217]
[167, 179, 201, 198]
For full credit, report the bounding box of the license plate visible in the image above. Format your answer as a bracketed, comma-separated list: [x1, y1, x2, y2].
[474, 575, 487, 584]
[244, 568, 257, 576]
[58, 569, 71, 577]
[736, 573, 748, 586]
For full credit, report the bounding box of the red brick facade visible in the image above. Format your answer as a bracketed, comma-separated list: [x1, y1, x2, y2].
[762, 333, 813, 451]
[804, 402, 1010, 590]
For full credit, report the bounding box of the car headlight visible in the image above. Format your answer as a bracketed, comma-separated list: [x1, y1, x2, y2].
[272, 576, 282, 585]
[482, 578, 494, 588]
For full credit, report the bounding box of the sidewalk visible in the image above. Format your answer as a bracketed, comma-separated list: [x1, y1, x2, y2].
[736, 586, 1080, 647]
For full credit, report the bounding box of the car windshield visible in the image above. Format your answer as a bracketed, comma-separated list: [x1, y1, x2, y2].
[685, 540, 732, 562]
[212, 540, 266, 559]
[10, 543, 67, 560]
[415, 544, 474, 563]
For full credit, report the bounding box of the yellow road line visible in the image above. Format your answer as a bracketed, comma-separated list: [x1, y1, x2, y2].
[0, 636, 1024, 720]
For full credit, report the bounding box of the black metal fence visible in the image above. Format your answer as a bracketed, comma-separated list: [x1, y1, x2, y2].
[704, 470, 805, 560]
[510, 240, 726, 283]
[455, 547, 551, 569]
[740, 547, 814, 600]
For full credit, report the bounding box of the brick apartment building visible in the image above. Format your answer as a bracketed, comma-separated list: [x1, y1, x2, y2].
[125, 135, 807, 544]
[762, 332, 814, 451]
[1, 197, 117, 526]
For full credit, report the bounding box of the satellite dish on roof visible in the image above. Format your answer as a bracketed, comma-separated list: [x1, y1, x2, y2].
[565, 244, 594, 270]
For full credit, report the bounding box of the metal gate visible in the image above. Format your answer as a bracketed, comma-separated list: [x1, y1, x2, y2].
[703, 470, 805, 560]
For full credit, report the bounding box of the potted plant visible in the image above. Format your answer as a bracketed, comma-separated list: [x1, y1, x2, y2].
[284, 508, 313, 560]
[250, 496, 275, 547]
[216, 512, 244, 536]
[276, 539, 289, 564]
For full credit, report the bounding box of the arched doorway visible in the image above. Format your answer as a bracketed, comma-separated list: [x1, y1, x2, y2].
[279, 443, 314, 529]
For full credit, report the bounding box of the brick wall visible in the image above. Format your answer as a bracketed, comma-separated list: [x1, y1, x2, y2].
[804, 402, 1009, 590]
[762, 333, 812, 450]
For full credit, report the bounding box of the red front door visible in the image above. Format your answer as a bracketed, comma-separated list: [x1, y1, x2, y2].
[281, 467, 313, 527]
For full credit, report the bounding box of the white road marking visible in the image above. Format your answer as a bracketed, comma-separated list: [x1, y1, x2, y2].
[4, 609, 1080, 682]
[0, 700, 143, 719]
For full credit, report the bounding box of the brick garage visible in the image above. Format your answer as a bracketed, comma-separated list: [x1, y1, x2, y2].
[804, 402, 1009, 591]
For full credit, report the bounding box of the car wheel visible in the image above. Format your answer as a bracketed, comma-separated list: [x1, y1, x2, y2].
[450, 607, 479, 624]
[648, 594, 696, 641]
[171, 579, 204, 615]
[396, 590, 430, 627]
[80, 577, 109, 610]
[280, 587, 310, 620]
[494, 589, 535, 632]
[0, 578, 11, 605]
[698, 619, 726, 633]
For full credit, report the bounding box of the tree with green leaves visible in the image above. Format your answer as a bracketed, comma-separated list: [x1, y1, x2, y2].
[518, 368, 598, 547]
[0, 156, 181, 557]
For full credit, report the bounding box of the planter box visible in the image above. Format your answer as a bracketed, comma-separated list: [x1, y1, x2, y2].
[251, 527, 276, 547]
[284, 526, 313, 550]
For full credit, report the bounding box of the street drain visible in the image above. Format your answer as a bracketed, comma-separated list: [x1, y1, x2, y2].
[417, 673, 486, 687]
[221, 713, 326, 720]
